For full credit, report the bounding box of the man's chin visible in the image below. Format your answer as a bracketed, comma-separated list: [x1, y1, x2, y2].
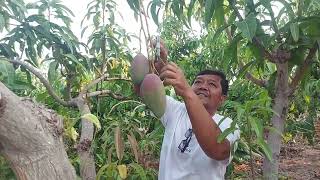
[197, 95, 208, 104]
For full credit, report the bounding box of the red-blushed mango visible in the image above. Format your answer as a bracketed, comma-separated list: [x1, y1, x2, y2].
[140, 74, 166, 118]
[130, 53, 149, 85]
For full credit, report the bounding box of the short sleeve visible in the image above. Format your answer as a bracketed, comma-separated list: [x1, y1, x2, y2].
[160, 96, 182, 128]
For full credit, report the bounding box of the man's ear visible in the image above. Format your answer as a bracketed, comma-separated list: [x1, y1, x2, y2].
[220, 95, 227, 105]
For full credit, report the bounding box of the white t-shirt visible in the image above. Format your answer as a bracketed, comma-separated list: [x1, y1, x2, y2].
[158, 96, 240, 180]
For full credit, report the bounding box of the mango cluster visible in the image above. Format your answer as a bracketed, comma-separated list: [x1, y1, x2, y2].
[130, 53, 166, 118]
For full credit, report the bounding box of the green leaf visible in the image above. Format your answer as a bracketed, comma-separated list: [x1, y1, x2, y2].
[258, 139, 272, 162]
[0, 59, 15, 85]
[82, 113, 101, 130]
[214, 0, 224, 27]
[217, 127, 234, 143]
[275, 0, 295, 20]
[211, 24, 231, 43]
[235, 14, 257, 42]
[48, 61, 58, 84]
[204, 0, 215, 27]
[150, 0, 162, 26]
[249, 117, 263, 138]
[130, 163, 147, 180]
[290, 22, 299, 42]
[0, 14, 5, 32]
[187, 0, 197, 26]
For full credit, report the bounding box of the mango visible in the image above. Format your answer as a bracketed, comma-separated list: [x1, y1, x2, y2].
[140, 74, 166, 118]
[130, 53, 150, 85]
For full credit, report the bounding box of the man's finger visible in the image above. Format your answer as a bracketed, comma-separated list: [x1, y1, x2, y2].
[159, 70, 176, 81]
[160, 63, 177, 74]
[163, 78, 175, 87]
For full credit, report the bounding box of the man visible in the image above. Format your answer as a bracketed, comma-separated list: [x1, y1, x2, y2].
[134, 42, 240, 179]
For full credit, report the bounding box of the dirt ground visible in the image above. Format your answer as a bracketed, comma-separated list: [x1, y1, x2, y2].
[233, 140, 320, 180]
[278, 143, 320, 180]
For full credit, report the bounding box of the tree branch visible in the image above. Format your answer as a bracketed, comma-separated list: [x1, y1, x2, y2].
[105, 77, 131, 82]
[239, 62, 267, 88]
[81, 73, 108, 94]
[85, 90, 130, 100]
[289, 43, 318, 94]
[6, 59, 75, 107]
[246, 73, 268, 88]
[75, 98, 96, 179]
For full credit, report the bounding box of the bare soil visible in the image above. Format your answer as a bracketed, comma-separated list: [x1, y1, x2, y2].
[233, 140, 320, 180]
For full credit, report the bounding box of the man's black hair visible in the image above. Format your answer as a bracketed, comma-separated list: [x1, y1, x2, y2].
[193, 69, 229, 96]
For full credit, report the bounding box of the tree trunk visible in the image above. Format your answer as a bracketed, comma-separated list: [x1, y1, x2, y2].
[0, 82, 76, 180]
[76, 98, 96, 180]
[263, 62, 289, 179]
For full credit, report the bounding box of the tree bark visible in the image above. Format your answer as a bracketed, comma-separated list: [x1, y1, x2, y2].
[76, 98, 96, 180]
[0, 82, 76, 180]
[263, 62, 289, 179]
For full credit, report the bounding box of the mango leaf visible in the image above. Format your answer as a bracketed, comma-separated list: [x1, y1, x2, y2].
[211, 24, 231, 43]
[249, 117, 263, 138]
[204, 0, 215, 27]
[290, 22, 299, 42]
[187, 0, 197, 26]
[0, 14, 5, 32]
[275, 0, 295, 20]
[130, 163, 147, 180]
[217, 127, 234, 143]
[114, 126, 124, 161]
[96, 164, 109, 180]
[214, 0, 224, 27]
[235, 14, 257, 42]
[127, 133, 139, 162]
[117, 164, 127, 179]
[150, 0, 162, 26]
[257, 139, 272, 161]
[0, 60, 15, 85]
[48, 61, 59, 84]
[81, 113, 101, 130]
[97, 163, 117, 180]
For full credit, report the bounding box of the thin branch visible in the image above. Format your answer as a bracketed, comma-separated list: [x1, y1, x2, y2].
[105, 77, 131, 82]
[6, 59, 75, 107]
[140, 0, 151, 44]
[289, 43, 318, 94]
[81, 73, 108, 94]
[64, 74, 74, 101]
[85, 90, 130, 100]
[239, 62, 267, 88]
[138, 9, 149, 59]
[245, 73, 267, 88]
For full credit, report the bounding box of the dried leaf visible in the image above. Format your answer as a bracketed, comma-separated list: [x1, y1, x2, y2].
[114, 127, 124, 161]
[117, 164, 127, 179]
[127, 132, 139, 163]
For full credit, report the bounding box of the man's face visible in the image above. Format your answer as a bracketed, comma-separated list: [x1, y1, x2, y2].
[191, 74, 226, 112]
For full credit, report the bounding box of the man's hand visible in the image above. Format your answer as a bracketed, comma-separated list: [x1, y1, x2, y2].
[159, 62, 193, 98]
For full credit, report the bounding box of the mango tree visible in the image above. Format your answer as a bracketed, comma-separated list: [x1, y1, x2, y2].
[145, 0, 320, 178]
[0, 0, 134, 179]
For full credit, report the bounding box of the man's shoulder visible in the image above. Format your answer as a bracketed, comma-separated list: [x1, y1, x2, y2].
[213, 113, 233, 125]
[165, 95, 184, 108]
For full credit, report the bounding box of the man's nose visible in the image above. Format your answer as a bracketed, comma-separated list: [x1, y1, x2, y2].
[198, 83, 209, 90]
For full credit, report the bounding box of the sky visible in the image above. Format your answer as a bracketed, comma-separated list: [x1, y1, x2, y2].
[24, 0, 164, 55]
